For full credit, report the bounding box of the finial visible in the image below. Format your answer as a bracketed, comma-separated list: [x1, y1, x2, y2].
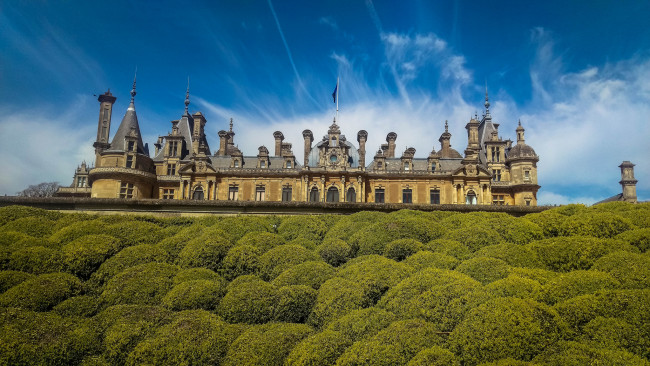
[518, 119, 521, 126]
[184, 77, 190, 115]
[484, 81, 490, 111]
[130, 67, 137, 103]
[444, 120, 449, 133]
[229, 118, 233, 132]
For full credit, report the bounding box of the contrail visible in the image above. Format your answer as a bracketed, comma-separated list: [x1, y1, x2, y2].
[365, 0, 411, 108]
[267, 0, 321, 108]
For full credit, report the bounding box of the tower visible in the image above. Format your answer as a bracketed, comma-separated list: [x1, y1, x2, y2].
[94, 90, 117, 155]
[619, 161, 638, 203]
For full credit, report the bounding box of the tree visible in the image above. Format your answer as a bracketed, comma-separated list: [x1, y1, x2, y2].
[16, 182, 61, 197]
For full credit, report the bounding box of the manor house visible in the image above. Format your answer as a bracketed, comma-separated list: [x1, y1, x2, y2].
[64, 79, 540, 206]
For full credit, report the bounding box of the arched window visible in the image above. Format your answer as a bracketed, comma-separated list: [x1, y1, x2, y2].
[192, 186, 204, 200]
[465, 190, 477, 205]
[346, 187, 356, 202]
[309, 187, 319, 202]
[326, 187, 339, 202]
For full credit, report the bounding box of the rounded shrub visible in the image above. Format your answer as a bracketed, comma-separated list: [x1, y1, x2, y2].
[541, 270, 620, 305]
[126, 310, 242, 366]
[424, 239, 472, 260]
[525, 236, 636, 272]
[236, 231, 286, 253]
[443, 226, 503, 252]
[89, 244, 168, 289]
[0, 272, 82, 311]
[219, 215, 276, 242]
[532, 340, 649, 366]
[403, 250, 459, 271]
[308, 277, 369, 328]
[271, 261, 335, 290]
[484, 275, 543, 300]
[287, 237, 318, 250]
[323, 211, 385, 243]
[615, 228, 650, 252]
[558, 211, 635, 238]
[473, 243, 542, 268]
[100, 262, 179, 307]
[178, 234, 233, 271]
[326, 307, 398, 342]
[384, 238, 423, 261]
[219, 276, 276, 324]
[8, 245, 61, 274]
[273, 285, 318, 323]
[173, 267, 222, 284]
[278, 216, 328, 243]
[0, 270, 34, 293]
[103, 221, 165, 248]
[221, 244, 262, 280]
[489, 216, 544, 245]
[407, 346, 460, 366]
[258, 244, 319, 280]
[223, 322, 314, 366]
[580, 316, 649, 359]
[61, 234, 121, 280]
[592, 250, 650, 289]
[337, 255, 414, 304]
[449, 297, 567, 365]
[1, 216, 56, 237]
[316, 238, 353, 266]
[0, 205, 62, 226]
[508, 267, 558, 285]
[456, 257, 510, 285]
[351, 217, 445, 256]
[53, 295, 100, 317]
[285, 330, 352, 366]
[162, 279, 228, 311]
[336, 319, 446, 366]
[49, 219, 108, 245]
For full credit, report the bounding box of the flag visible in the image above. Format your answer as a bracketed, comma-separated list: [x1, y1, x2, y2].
[332, 84, 337, 103]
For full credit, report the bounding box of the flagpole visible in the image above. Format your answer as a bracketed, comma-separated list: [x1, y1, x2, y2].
[336, 76, 339, 122]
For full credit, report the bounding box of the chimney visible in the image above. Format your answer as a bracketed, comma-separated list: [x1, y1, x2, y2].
[273, 131, 284, 157]
[357, 130, 368, 168]
[386, 132, 397, 158]
[218, 130, 228, 156]
[302, 129, 313, 166]
[619, 161, 638, 203]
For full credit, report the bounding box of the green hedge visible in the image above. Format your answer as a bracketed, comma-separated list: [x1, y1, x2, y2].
[407, 346, 460, 366]
[285, 329, 351, 366]
[1, 216, 57, 237]
[316, 238, 353, 266]
[49, 219, 108, 245]
[0, 272, 82, 311]
[218, 276, 276, 324]
[309, 277, 370, 328]
[89, 244, 169, 289]
[221, 244, 262, 280]
[0, 270, 34, 293]
[424, 239, 472, 260]
[473, 243, 542, 268]
[532, 340, 649, 365]
[162, 279, 227, 311]
[615, 228, 650, 252]
[278, 216, 328, 244]
[591, 251, 650, 289]
[271, 261, 335, 290]
[326, 307, 397, 342]
[258, 244, 320, 280]
[384, 238, 423, 261]
[351, 216, 445, 256]
[178, 234, 233, 272]
[558, 212, 635, 238]
[173, 267, 223, 284]
[99, 262, 179, 307]
[337, 255, 414, 304]
[236, 231, 286, 253]
[61, 234, 121, 280]
[403, 250, 459, 271]
[456, 257, 510, 285]
[7, 246, 62, 274]
[273, 285, 317, 323]
[541, 270, 620, 304]
[579, 316, 649, 359]
[484, 275, 543, 300]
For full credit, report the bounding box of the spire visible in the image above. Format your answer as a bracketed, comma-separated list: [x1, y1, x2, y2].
[109, 73, 147, 155]
[484, 81, 491, 115]
[184, 77, 190, 116]
[130, 68, 137, 105]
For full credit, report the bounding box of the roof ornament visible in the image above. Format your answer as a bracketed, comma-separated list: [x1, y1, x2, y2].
[445, 120, 449, 133]
[484, 81, 490, 114]
[130, 67, 137, 104]
[518, 119, 522, 127]
[229, 118, 234, 132]
[184, 77, 190, 115]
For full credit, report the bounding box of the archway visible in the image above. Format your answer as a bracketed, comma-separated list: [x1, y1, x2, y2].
[192, 186, 204, 200]
[326, 186, 339, 202]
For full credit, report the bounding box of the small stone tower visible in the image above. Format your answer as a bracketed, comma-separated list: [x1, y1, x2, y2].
[619, 161, 638, 203]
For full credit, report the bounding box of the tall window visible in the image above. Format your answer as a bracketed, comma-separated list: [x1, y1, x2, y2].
[119, 183, 134, 199]
[169, 141, 178, 157]
[377, 161, 383, 169]
[375, 188, 385, 203]
[282, 187, 292, 202]
[166, 164, 176, 175]
[524, 170, 530, 181]
[127, 141, 135, 152]
[162, 189, 174, 199]
[326, 187, 339, 202]
[309, 187, 319, 202]
[431, 163, 436, 172]
[403, 162, 410, 171]
[492, 169, 501, 182]
[228, 186, 238, 200]
[496, 147, 500, 162]
[491, 147, 501, 162]
[126, 155, 134, 168]
[233, 160, 240, 168]
[256, 186, 265, 201]
[193, 186, 204, 200]
[286, 160, 292, 168]
[103, 108, 109, 120]
[430, 189, 440, 204]
[402, 189, 413, 203]
[260, 160, 266, 168]
[346, 187, 356, 202]
[466, 191, 477, 205]
[331, 136, 337, 147]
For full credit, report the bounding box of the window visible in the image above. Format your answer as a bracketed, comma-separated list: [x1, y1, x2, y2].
[260, 160, 266, 168]
[168, 141, 178, 157]
[430, 189, 440, 204]
[492, 169, 501, 182]
[375, 188, 385, 203]
[228, 186, 239, 200]
[326, 187, 339, 202]
[119, 182, 134, 199]
[127, 141, 135, 152]
[256, 186, 266, 201]
[431, 163, 436, 172]
[377, 161, 382, 169]
[233, 160, 240, 168]
[492, 195, 505, 205]
[491, 147, 501, 162]
[162, 189, 174, 199]
[282, 187, 292, 202]
[524, 170, 530, 181]
[192, 186, 204, 200]
[101, 126, 107, 140]
[346, 187, 356, 203]
[309, 187, 319, 202]
[402, 189, 412, 203]
[126, 155, 134, 168]
[331, 136, 337, 147]
[403, 162, 410, 171]
[465, 191, 477, 205]
[526, 199, 531, 206]
[166, 164, 176, 175]
[286, 160, 292, 168]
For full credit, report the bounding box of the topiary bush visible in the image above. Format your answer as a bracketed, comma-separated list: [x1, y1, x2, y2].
[0, 205, 62, 226]
[424, 239, 472, 260]
[89, 244, 169, 289]
[49, 219, 108, 245]
[219, 276, 276, 324]
[525, 210, 567, 238]
[0, 272, 82, 311]
[326, 307, 398, 342]
[402, 250, 459, 271]
[285, 329, 352, 366]
[277, 216, 328, 244]
[323, 211, 385, 243]
[172, 267, 222, 284]
[532, 340, 649, 366]
[443, 226, 503, 252]
[308, 277, 370, 328]
[541, 270, 620, 305]
[178, 234, 233, 272]
[219, 215, 276, 242]
[52, 295, 100, 317]
[558, 211, 635, 238]
[273, 285, 317, 323]
[223, 322, 314, 366]
[61, 234, 121, 280]
[615, 228, 650, 253]
[0, 270, 34, 293]
[258, 244, 320, 280]
[161, 279, 228, 311]
[384, 238, 423, 261]
[591, 250, 650, 289]
[337, 255, 414, 304]
[271, 261, 335, 290]
[316, 238, 353, 266]
[236, 231, 286, 253]
[351, 216, 445, 256]
[484, 275, 543, 300]
[473, 243, 542, 268]
[336, 319, 446, 366]
[449, 297, 567, 365]
[103, 221, 166, 248]
[579, 316, 649, 359]
[7, 245, 61, 274]
[488, 215, 544, 245]
[221, 244, 262, 280]
[99, 262, 179, 307]
[456, 257, 510, 285]
[407, 346, 460, 366]
[508, 267, 558, 285]
[0, 216, 56, 237]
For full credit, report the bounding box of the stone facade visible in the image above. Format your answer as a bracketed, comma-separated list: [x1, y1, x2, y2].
[79, 82, 540, 206]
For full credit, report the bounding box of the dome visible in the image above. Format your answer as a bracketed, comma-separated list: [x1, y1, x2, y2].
[508, 143, 537, 159]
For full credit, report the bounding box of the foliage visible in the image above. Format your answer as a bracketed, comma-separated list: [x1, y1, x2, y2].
[278, 215, 328, 243]
[443, 226, 504, 252]
[219, 275, 276, 324]
[273, 285, 317, 323]
[100, 262, 179, 307]
[449, 297, 567, 365]
[1, 216, 56, 237]
[351, 216, 445, 256]
[258, 244, 320, 280]
[271, 260, 335, 290]
[49, 219, 108, 245]
[178, 234, 233, 271]
[525, 236, 636, 272]
[541, 270, 620, 304]
[508, 267, 558, 285]
[61, 234, 121, 280]
[0, 205, 63, 226]
[616, 228, 650, 252]
[126, 310, 242, 366]
[162, 279, 227, 311]
[403, 250, 459, 271]
[407, 346, 460, 366]
[173, 267, 222, 284]
[316, 238, 353, 266]
[580, 316, 650, 359]
[309, 277, 370, 328]
[103, 221, 166, 248]
[558, 211, 635, 238]
[0, 272, 82, 311]
[89, 244, 168, 289]
[484, 275, 543, 300]
[336, 319, 446, 366]
[591, 250, 650, 289]
[337, 255, 414, 304]
[53, 295, 100, 317]
[424, 239, 472, 260]
[326, 307, 398, 342]
[473, 243, 542, 268]
[219, 215, 276, 242]
[221, 244, 262, 280]
[236, 231, 286, 253]
[323, 211, 385, 243]
[0, 270, 34, 293]
[525, 210, 567, 238]
[384, 238, 423, 261]
[456, 256, 510, 284]
[285, 330, 352, 366]
[489, 216, 544, 245]
[16, 181, 61, 197]
[532, 340, 649, 366]
[7, 245, 62, 274]
[223, 322, 313, 366]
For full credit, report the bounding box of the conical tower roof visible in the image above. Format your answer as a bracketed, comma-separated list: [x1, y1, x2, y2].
[109, 75, 147, 155]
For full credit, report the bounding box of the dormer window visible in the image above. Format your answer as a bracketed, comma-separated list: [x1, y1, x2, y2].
[331, 136, 337, 147]
[286, 160, 292, 169]
[127, 141, 135, 152]
[431, 163, 436, 172]
[404, 162, 410, 171]
[260, 160, 266, 168]
[377, 161, 383, 168]
[234, 160, 240, 168]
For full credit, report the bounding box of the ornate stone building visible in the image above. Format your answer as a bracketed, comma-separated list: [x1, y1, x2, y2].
[76, 79, 540, 206]
[595, 161, 638, 204]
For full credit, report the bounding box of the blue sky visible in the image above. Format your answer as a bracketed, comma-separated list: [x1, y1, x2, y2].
[1, 0, 649, 204]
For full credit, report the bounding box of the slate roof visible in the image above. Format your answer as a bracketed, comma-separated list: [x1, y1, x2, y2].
[108, 100, 148, 155]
